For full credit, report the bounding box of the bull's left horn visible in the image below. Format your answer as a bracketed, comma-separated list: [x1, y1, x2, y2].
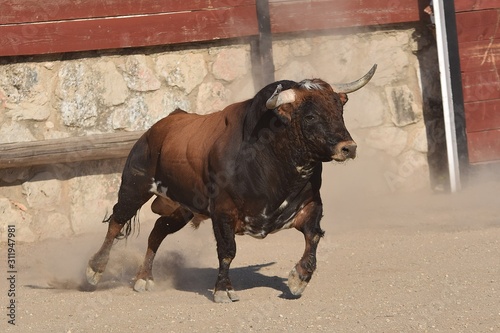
[266, 84, 296, 109]
[330, 64, 377, 94]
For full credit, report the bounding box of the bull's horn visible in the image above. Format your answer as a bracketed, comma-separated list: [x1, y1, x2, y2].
[330, 64, 377, 94]
[266, 84, 296, 109]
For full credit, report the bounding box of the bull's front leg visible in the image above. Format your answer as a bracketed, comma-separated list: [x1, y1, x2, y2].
[288, 201, 324, 296]
[211, 211, 240, 303]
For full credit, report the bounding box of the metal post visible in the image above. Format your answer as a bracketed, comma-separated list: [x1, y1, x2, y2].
[433, 0, 461, 192]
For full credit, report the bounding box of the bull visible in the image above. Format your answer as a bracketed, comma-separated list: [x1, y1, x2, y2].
[86, 64, 377, 303]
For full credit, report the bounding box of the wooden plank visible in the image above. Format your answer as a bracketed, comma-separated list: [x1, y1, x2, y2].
[455, 0, 500, 13]
[458, 39, 500, 73]
[0, 131, 143, 169]
[465, 99, 500, 132]
[269, 0, 421, 33]
[0, 0, 256, 24]
[0, 6, 258, 56]
[461, 70, 500, 103]
[467, 129, 500, 163]
[456, 9, 500, 44]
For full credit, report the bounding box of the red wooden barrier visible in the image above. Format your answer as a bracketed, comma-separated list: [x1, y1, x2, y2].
[455, 0, 500, 163]
[0, 0, 422, 57]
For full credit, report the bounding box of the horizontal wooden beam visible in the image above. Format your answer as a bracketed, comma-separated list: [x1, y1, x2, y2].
[0, 131, 143, 169]
[461, 69, 500, 103]
[269, 0, 421, 34]
[0, 5, 258, 56]
[456, 9, 500, 44]
[455, 0, 500, 12]
[467, 129, 500, 164]
[0, 0, 256, 24]
[465, 99, 500, 133]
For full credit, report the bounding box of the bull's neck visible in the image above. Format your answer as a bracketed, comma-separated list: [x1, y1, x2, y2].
[252, 125, 317, 179]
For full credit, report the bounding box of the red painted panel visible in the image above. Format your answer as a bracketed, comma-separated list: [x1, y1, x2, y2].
[455, 0, 500, 13]
[467, 129, 500, 163]
[461, 70, 500, 103]
[0, 6, 258, 56]
[269, 0, 420, 33]
[465, 99, 500, 132]
[456, 10, 500, 44]
[0, 0, 256, 24]
[458, 39, 500, 73]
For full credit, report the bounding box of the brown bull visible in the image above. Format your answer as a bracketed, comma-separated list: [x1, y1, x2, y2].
[86, 65, 376, 303]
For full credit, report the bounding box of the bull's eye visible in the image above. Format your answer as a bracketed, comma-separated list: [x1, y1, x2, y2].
[304, 115, 315, 122]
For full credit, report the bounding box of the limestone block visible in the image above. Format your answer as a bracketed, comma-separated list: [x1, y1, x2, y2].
[38, 213, 73, 240]
[272, 42, 290, 70]
[6, 91, 51, 121]
[0, 87, 7, 111]
[22, 172, 61, 210]
[57, 62, 98, 127]
[275, 60, 316, 81]
[0, 198, 36, 243]
[196, 82, 231, 114]
[212, 48, 249, 82]
[365, 126, 408, 157]
[111, 96, 151, 131]
[0, 122, 36, 144]
[0, 64, 39, 103]
[412, 126, 429, 153]
[385, 150, 430, 192]
[344, 88, 385, 129]
[160, 88, 191, 116]
[69, 174, 113, 235]
[156, 53, 207, 93]
[365, 33, 412, 86]
[123, 55, 161, 92]
[386, 85, 420, 127]
[96, 60, 129, 106]
[289, 39, 312, 57]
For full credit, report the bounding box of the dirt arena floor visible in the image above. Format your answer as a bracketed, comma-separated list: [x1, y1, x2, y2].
[2, 164, 500, 333]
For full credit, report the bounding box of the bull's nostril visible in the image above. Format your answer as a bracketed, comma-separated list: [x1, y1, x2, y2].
[341, 143, 357, 157]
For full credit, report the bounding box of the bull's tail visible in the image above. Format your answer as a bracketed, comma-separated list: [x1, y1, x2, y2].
[109, 132, 157, 238]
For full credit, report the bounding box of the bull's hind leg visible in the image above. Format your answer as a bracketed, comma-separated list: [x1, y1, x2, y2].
[86, 134, 155, 287]
[86, 216, 127, 286]
[134, 205, 193, 292]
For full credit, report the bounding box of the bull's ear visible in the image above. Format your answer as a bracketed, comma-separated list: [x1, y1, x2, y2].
[266, 85, 296, 122]
[339, 93, 348, 105]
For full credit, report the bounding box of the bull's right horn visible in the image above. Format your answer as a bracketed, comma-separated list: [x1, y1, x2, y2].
[266, 84, 296, 109]
[330, 64, 377, 94]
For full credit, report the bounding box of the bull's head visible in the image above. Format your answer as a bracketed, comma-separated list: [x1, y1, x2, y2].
[266, 64, 376, 163]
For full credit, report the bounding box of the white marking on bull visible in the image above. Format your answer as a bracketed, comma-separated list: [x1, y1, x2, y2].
[296, 165, 313, 178]
[149, 179, 168, 198]
[299, 79, 324, 91]
[279, 200, 288, 210]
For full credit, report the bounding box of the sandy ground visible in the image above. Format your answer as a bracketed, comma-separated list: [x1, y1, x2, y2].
[2, 164, 500, 333]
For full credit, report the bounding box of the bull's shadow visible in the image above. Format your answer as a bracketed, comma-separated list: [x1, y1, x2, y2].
[152, 253, 297, 300]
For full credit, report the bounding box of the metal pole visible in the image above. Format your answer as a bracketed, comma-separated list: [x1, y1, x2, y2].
[433, 0, 461, 192]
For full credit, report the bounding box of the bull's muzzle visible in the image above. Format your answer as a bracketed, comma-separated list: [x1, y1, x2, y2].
[332, 141, 357, 161]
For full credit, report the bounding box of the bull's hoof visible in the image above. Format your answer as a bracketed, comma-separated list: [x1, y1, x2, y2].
[86, 265, 103, 286]
[287, 267, 309, 296]
[213, 289, 240, 303]
[134, 278, 155, 292]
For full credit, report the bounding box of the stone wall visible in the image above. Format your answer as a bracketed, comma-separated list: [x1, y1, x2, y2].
[0, 25, 440, 242]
